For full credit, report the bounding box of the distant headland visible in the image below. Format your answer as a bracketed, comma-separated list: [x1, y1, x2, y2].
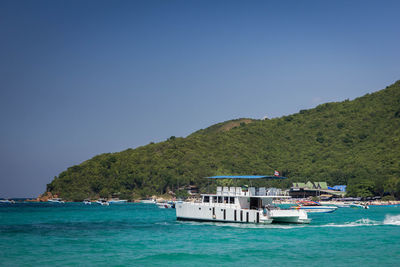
[45, 81, 400, 202]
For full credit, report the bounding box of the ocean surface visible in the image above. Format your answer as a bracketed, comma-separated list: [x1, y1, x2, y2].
[0, 203, 399, 266]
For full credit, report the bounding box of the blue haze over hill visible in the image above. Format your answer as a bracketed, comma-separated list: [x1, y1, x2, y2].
[0, 0, 399, 197]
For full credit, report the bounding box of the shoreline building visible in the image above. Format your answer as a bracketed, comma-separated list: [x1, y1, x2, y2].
[289, 181, 346, 198]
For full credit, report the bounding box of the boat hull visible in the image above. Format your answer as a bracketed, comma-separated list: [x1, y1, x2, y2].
[140, 200, 156, 204]
[334, 204, 351, 208]
[176, 216, 273, 224]
[96, 201, 109, 206]
[0, 200, 15, 204]
[269, 209, 310, 224]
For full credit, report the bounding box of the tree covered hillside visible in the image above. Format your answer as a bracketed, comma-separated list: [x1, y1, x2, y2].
[47, 81, 400, 201]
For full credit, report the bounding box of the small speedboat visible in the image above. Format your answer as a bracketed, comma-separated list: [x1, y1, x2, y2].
[96, 199, 109, 206]
[350, 203, 369, 209]
[47, 198, 65, 204]
[83, 199, 92, 205]
[0, 199, 15, 204]
[156, 201, 175, 209]
[290, 201, 338, 213]
[108, 199, 128, 204]
[140, 199, 156, 204]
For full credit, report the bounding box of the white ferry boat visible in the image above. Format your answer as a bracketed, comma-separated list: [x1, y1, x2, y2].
[176, 176, 310, 224]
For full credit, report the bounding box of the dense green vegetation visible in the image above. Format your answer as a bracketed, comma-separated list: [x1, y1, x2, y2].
[47, 81, 400, 201]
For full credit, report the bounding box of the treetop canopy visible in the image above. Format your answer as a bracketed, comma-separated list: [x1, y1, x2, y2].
[206, 175, 287, 179]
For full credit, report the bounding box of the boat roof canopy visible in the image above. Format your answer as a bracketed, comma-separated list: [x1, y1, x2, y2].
[206, 175, 287, 179]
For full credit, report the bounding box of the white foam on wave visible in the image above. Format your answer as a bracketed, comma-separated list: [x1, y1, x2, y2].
[383, 214, 400, 225]
[155, 222, 171, 225]
[320, 218, 380, 228]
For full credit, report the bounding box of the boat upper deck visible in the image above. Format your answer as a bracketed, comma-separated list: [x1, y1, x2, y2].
[202, 186, 290, 198]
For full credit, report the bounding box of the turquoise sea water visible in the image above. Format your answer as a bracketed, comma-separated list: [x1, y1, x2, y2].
[1, 203, 399, 266]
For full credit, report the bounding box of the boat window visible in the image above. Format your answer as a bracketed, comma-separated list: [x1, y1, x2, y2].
[229, 197, 235, 204]
[213, 196, 217, 203]
[224, 197, 228, 203]
[203, 196, 210, 203]
[218, 197, 222, 203]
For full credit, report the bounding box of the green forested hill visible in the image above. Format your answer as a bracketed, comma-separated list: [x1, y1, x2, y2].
[47, 81, 400, 201]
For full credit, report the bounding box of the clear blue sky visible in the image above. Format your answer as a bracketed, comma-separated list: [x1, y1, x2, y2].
[1, 0, 399, 197]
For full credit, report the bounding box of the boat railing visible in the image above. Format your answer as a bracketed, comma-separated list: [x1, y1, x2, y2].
[215, 186, 286, 197]
[188, 202, 241, 208]
[229, 187, 236, 195]
[216, 186, 252, 196]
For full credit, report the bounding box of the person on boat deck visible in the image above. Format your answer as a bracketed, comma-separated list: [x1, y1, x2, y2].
[263, 205, 271, 215]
